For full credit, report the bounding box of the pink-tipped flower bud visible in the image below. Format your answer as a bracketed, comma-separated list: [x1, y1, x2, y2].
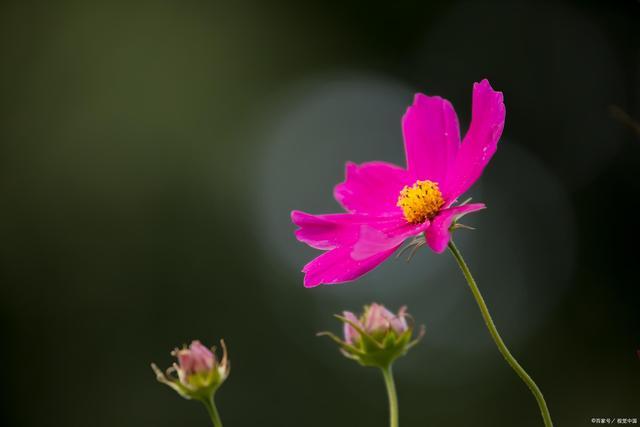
[320, 303, 424, 368]
[151, 339, 230, 401]
[175, 341, 215, 385]
[363, 303, 408, 336]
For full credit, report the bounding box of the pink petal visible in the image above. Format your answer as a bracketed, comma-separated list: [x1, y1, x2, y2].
[296, 215, 429, 287]
[291, 211, 403, 250]
[390, 306, 409, 334]
[364, 303, 396, 333]
[334, 161, 412, 216]
[442, 79, 505, 201]
[177, 350, 195, 373]
[188, 341, 215, 372]
[302, 245, 398, 287]
[402, 93, 461, 186]
[424, 203, 486, 253]
[351, 221, 427, 259]
[342, 311, 362, 344]
[292, 211, 359, 250]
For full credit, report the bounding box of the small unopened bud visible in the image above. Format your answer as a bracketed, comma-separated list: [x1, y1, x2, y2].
[151, 339, 230, 401]
[319, 303, 424, 368]
[362, 303, 409, 336]
[174, 340, 215, 385]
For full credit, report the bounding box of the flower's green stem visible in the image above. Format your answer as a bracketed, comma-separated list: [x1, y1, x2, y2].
[201, 395, 223, 427]
[448, 240, 553, 427]
[381, 365, 399, 427]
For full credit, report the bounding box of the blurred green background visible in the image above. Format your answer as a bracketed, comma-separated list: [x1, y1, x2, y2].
[1, 0, 638, 426]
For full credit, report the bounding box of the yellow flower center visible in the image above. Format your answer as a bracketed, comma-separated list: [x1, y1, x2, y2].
[397, 180, 445, 224]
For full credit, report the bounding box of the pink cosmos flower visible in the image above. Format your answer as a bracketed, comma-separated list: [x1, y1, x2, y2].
[292, 79, 505, 287]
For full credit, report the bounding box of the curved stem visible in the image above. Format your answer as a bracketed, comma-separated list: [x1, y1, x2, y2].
[201, 394, 224, 427]
[448, 240, 553, 427]
[381, 365, 399, 427]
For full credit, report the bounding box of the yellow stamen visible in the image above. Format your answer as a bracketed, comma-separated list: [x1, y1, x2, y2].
[397, 180, 445, 224]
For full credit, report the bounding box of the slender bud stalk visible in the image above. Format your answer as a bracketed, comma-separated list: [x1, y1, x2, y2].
[201, 394, 224, 427]
[381, 365, 399, 427]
